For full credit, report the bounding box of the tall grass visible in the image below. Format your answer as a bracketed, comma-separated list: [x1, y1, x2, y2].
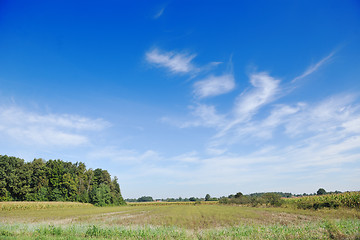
[0, 219, 359, 239]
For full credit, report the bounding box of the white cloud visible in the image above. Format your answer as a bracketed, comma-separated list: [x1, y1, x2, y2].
[343, 117, 360, 133]
[157, 49, 360, 183]
[284, 94, 356, 136]
[139, 124, 360, 189]
[171, 151, 200, 163]
[181, 104, 227, 129]
[153, 7, 165, 19]
[135, 49, 360, 196]
[140, 150, 162, 161]
[234, 72, 280, 119]
[226, 104, 303, 140]
[146, 48, 197, 74]
[88, 147, 162, 164]
[292, 51, 335, 83]
[162, 71, 282, 144]
[6, 127, 88, 146]
[0, 106, 109, 147]
[112, 94, 360, 195]
[193, 74, 235, 98]
[212, 72, 281, 139]
[231, 93, 360, 148]
[0, 107, 109, 130]
[262, 104, 302, 128]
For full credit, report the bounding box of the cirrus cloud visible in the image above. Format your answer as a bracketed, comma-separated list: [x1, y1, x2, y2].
[146, 48, 198, 74]
[193, 74, 235, 98]
[0, 106, 110, 147]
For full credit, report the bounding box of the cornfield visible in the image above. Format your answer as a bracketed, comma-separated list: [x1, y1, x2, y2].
[0, 201, 94, 211]
[286, 191, 360, 209]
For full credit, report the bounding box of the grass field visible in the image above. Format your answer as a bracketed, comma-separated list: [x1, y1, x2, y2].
[0, 201, 359, 239]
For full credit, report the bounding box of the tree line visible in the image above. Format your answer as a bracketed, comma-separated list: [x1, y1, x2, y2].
[219, 192, 284, 207]
[125, 195, 218, 203]
[126, 190, 339, 203]
[125, 193, 222, 203]
[0, 155, 125, 206]
[219, 188, 343, 207]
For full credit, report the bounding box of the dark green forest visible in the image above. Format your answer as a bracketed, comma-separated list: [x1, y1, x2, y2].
[0, 155, 125, 206]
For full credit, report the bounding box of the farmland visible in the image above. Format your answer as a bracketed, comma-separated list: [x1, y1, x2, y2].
[0, 199, 360, 239]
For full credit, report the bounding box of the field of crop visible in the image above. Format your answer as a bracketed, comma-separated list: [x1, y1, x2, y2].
[0, 201, 94, 211]
[285, 191, 360, 209]
[0, 201, 359, 239]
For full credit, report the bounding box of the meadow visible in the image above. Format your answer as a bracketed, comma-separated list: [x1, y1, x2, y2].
[0, 199, 360, 239]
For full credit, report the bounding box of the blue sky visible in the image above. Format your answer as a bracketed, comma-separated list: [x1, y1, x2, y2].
[0, 0, 360, 198]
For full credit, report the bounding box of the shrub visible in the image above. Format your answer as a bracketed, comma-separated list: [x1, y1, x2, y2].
[261, 193, 283, 207]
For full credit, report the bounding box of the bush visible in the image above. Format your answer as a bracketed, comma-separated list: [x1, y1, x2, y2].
[261, 193, 283, 207]
[219, 192, 284, 207]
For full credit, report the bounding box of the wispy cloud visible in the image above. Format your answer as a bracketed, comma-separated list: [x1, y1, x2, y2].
[146, 48, 198, 74]
[114, 115, 360, 196]
[234, 72, 280, 119]
[160, 103, 227, 129]
[153, 7, 165, 19]
[131, 49, 360, 196]
[211, 72, 281, 139]
[284, 94, 356, 136]
[88, 147, 161, 164]
[0, 106, 109, 147]
[161, 50, 350, 156]
[105, 92, 360, 196]
[181, 104, 227, 128]
[193, 74, 235, 98]
[171, 151, 200, 163]
[292, 51, 335, 83]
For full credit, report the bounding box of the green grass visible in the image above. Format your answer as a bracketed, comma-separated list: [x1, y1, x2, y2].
[0, 202, 359, 239]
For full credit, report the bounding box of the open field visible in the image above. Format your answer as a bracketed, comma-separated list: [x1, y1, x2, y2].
[0, 202, 359, 239]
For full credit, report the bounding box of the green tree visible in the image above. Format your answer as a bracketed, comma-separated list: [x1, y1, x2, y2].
[110, 177, 125, 205]
[36, 187, 49, 201]
[0, 155, 125, 206]
[317, 188, 326, 195]
[0, 155, 32, 201]
[205, 194, 211, 201]
[189, 197, 196, 202]
[46, 160, 65, 191]
[29, 158, 48, 200]
[51, 188, 64, 201]
[235, 192, 243, 198]
[137, 196, 153, 202]
[62, 173, 77, 201]
[92, 183, 111, 206]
